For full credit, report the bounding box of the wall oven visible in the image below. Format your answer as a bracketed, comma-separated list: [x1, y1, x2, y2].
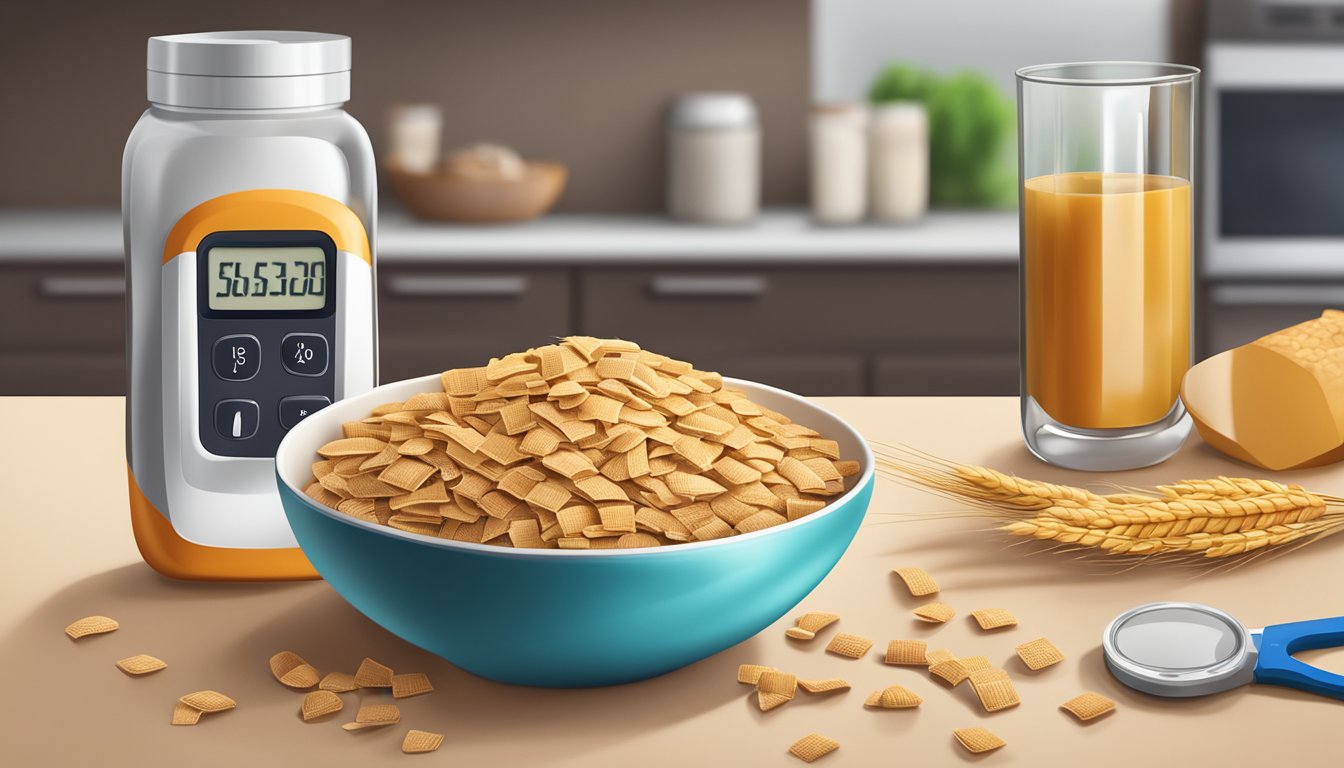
[1203, 0, 1344, 352]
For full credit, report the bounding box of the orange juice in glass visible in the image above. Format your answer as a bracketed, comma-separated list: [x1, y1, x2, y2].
[1017, 63, 1198, 470]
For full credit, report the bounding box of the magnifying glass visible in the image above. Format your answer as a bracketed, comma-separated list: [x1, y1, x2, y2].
[1103, 602, 1344, 700]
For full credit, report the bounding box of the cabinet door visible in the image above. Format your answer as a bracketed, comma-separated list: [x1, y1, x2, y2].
[0, 263, 126, 394]
[873, 352, 1018, 396]
[579, 266, 1018, 356]
[376, 266, 574, 381]
[688, 353, 865, 396]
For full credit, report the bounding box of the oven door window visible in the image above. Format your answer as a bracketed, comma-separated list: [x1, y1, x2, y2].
[1220, 91, 1344, 236]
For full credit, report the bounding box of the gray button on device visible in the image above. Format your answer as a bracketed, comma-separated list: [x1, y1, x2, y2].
[214, 399, 260, 440]
[212, 334, 260, 381]
[281, 333, 329, 376]
[279, 395, 331, 430]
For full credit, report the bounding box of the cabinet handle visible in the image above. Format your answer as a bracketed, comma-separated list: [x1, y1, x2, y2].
[1210, 284, 1344, 306]
[385, 275, 529, 298]
[39, 276, 125, 298]
[648, 275, 767, 298]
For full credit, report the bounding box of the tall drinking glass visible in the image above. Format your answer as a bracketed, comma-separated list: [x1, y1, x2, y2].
[1017, 62, 1199, 470]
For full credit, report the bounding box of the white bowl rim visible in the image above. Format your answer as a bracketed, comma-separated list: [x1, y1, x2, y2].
[276, 375, 875, 560]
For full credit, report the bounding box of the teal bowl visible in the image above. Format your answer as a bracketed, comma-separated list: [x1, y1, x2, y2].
[275, 374, 873, 687]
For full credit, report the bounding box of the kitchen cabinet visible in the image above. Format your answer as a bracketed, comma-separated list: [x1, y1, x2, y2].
[376, 265, 573, 382]
[0, 262, 126, 394]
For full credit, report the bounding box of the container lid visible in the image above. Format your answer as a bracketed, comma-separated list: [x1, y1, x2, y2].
[668, 92, 759, 130]
[147, 31, 351, 110]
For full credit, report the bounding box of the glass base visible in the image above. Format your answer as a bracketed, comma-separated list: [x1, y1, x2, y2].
[1021, 396, 1191, 471]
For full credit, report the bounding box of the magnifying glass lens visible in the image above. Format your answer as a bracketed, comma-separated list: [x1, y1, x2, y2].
[1113, 606, 1242, 671]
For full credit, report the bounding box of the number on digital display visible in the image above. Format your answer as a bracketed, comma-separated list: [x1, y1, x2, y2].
[251, 262, 268, 297]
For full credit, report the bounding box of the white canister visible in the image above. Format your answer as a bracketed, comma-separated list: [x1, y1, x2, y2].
[869, 102, 929, 223]
[809, 103, 869, 225]
[667, 93, 760, 224]
[387, 103, 443, 173]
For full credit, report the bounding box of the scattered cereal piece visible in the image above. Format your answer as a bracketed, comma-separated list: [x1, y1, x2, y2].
[179, 690, 236, 713]
[758, 692, 793, 712]
[115, 654, 166, 676]
[319, 671, 358, 693]
[785, 627, 817, 641]
[1015, 637, 1065, 671]
[758, 670, 798, 702]
[171, 701, 202, 726]
[354, 657, 394, 688]
[929, 657, 990, 687]
[924, 648, 956, 666]
[969, 668, 1020, 713]
[892, 567, 939, 596]
[884, 639, 928, 666]
[269, 651, 320, 689]
[825, 633, 874, 659]
[391, 672, 434, 699]
[864, 685, 922, 709]
[797, 678, 850, 695]
[796, 612, 840, 634]
[301, 690, 344, 721]
[342, 703, 401, 731]
[953, 727, 1005, 754]
[403, 729, 446, 754]
[64, 615, 118, 640]
[1061, 692, 1116, 722]
[913, 602, 955, 624]
[737, 664, 776, 685]
[789, 734, 840, 763]
[970, 608, 1018, 631]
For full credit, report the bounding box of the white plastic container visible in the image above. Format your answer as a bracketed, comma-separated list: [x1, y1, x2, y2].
[387, 103, 443, 173]
[666, 93, 760, 224]
[809, 103, 868, 225]
[123, 31, 378, 580]
[869, 102, 929, 223]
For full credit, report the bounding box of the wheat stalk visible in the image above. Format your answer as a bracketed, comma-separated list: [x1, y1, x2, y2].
[873, 445, 1344, 561]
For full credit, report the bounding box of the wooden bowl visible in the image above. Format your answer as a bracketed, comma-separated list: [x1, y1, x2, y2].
[388, 161, 567, 223]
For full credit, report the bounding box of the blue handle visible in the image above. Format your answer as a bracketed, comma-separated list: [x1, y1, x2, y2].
[1253, 616, 1344, 700]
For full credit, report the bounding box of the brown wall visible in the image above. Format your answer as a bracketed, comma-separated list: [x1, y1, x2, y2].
[0, 0, 809, 211]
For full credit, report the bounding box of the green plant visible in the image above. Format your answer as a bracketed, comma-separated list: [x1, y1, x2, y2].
[868, 64, 1017, 208]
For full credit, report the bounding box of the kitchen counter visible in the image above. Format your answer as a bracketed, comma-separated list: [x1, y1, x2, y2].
[4, 396, 1342, 766]
[0, 208, 1018, 263]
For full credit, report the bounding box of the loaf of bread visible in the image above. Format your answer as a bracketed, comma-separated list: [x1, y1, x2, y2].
[1182, 310, 1344, 470]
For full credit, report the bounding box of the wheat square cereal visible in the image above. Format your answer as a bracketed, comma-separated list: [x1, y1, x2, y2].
[953, 727, 1005, 754]
[115, 654, 166, 676]
[342, 703, 401, 731]
[391, 672, 434, 699]
[758, 691, 792, 712]
[171, 701, 202, 726]
[797, 678, 850, 694]
[924, 648, 956, 666]
[892, 567, 939, 596]
[788, 734, 840, 763]
[884, 639, 928, 666]
[970, 608, 1019, 631]
[797, 612, 840, 634]
[825, 633, 874, 659]
[179, 690, 236, 713]
[403, 729, 446, 754]
[785, 627, 816, 641]
[354, 657, 394, 688]
[737, 664, 776, 685]
[1061, 692, 1116, 722]
[929, 658, 977, 687]
[757, 670, 798, 699]
[969, 668, 1020, 712]
[64, 615, 118, 640]
[302, 690, 344, 721]
[1016, 637, 1066, 671]
[319, 671, 358, 693]
[913, 602, 955, 624]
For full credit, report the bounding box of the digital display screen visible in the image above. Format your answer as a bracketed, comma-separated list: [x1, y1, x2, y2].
[207, 247, 328, 311]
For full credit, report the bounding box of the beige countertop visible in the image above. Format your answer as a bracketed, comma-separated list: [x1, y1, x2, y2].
[0, 208, 1018, 264]
[3, 396, 1342, 766]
